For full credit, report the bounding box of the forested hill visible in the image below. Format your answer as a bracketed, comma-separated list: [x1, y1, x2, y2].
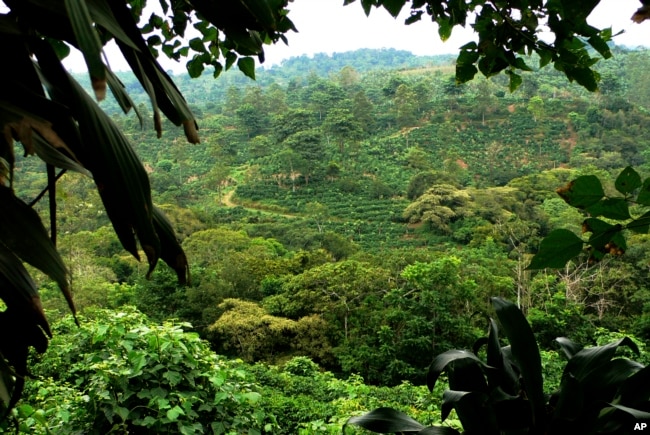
[261, 48, 456, 76]
[17, 46, 650, 394]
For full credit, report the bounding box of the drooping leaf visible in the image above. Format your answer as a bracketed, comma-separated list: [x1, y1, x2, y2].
[237, 56, 256, 80]
[555, 337, 583, 360]
[565, 337, 640, 384]
[556, 175, 604, 208]
[616, 365, 650, 407]
[427, 350, 489, 393]
[152, 206, 189, 285]
[346, 407, 425, 433]
[0, 186, 75, 317]
[527, 229, 584, 269]
[64, 0, 106, 100]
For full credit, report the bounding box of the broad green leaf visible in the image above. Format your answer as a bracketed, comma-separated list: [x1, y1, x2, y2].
[628, 211, 650, 234]
[556, 175, 604, 208]
[565, 337, 639, 383]
[346, 407, 425, 433]
[615, 166, 641, 195]
[585, 198, 631, 220]
[441, 390, 497, 433]
[456, 63, 478, 84]
[636, 178, 650, 206]
[555, 337, 583, 360]
[166, 405, 184, 421]
[491, 298, 545, 430]
[527, 229, 584, 269]
[237, 57, 256, 80]
[427, 350, 488, 393]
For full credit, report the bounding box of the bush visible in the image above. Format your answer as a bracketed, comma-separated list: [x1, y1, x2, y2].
[10, 307, 274, 434]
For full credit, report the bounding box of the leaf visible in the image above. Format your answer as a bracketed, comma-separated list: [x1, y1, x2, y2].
[152, 206, 189, 285]
[491, 298, 545, 431]
[604, 403, 650, 420]
[64, 0, 106, 100]
[506, 70, 523, 92]
[166, 405, 185, 422]
[438, 19, 452, 41]
[628, 212, 650, 234]
[637, 178, 650, 206]
[381, 0, 405, 18]
[441, 390, 497, 433]
[615, 166, 641, 195]
[565, 337, 640, 384]
[237, 57, 256, 80]
[556, 175, 604, 208]
[527, 229, 584, 269]
[0, 186, 75, 317]
[427, 350, 488, 393]
[616, 365, 650, 407]
[346, 407, 425, 433]
[555, 337, 583, 360]
[585, 198, 631, 220]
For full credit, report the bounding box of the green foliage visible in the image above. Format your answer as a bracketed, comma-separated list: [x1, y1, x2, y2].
[530, 166, 650, 269]
[6, 307, 273, 434]
[347, 298, 650, 434]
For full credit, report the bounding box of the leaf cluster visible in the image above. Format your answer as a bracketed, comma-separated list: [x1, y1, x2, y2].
[530, 166, 650, 269]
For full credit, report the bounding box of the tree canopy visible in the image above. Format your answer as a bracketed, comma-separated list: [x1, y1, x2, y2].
[1, 0, 649, 418]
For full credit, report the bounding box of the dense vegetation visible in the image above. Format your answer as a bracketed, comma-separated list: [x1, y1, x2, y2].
[7, 47, 650, 432]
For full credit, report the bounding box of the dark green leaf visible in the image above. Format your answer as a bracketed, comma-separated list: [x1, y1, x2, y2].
[456, 63, 478, 84]
[556, 175, 604, 208]
[615, 166, 642, 195]
[527, 229, 584, 269]
[237, 57, 256, 80]
[64, 0, 106, 100]
[491, 298, 545, 431]
[438, 18, 452, 41]
[636, 178, 650, 206]
[346, 407, 425, 433]
[381, 0, 404, 17]
[441, 391, 497, 433]
[627, 211, 650, 234]
[0, 186, 75, 317]
[604, 403, 650, 420]
[616, 365, 650, 407]
[427, 350, 488, 393]
[586, 198, 631, 220]
[565, 337, 639, 383]
[506, 70, 523, 92]
[555, 337, 583, 360]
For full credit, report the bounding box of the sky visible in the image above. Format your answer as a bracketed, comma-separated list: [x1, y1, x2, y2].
[14, 0, 650, 73]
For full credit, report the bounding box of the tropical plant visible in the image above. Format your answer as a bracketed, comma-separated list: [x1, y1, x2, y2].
[346, 298, 650, 434]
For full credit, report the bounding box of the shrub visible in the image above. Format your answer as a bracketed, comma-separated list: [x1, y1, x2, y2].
[10, 307, 274, 434]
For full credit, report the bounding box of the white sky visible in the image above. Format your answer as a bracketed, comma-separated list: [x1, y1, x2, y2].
[2, 0, 647, 73]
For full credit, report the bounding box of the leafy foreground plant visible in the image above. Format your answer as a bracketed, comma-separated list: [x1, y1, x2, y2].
[346, 298, 650, 434]
[529, 166, 650, 269]
[1, 307, 273, 434]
